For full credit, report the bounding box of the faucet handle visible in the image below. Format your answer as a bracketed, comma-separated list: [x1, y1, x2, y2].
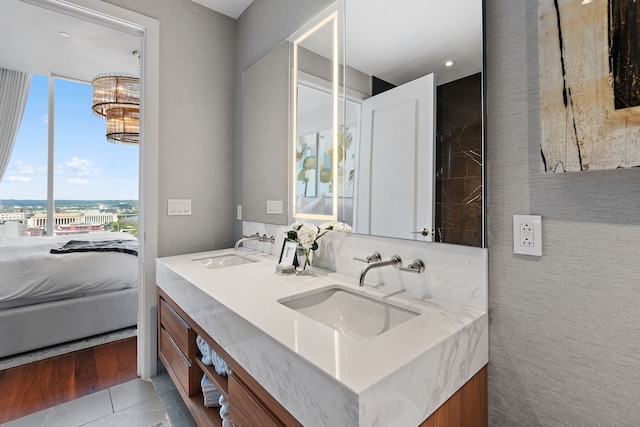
[261, 234, 275, 244]
[353, 252, 382, 263]
[399, 259, 425, 273]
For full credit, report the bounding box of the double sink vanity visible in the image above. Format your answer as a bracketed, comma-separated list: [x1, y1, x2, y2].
[156, 0, 487, 424]
[156, 241, 488, 427]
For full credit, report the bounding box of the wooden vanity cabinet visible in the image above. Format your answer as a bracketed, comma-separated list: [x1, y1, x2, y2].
[158, 287, 486, 427]
[420, 366, 488, 427]
[159, 298, 199, 395]
[157, 287, 301, 427]
[229, 375, 281, 427]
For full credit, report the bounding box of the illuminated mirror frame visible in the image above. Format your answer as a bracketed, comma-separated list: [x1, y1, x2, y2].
[290, 2, 342, 221]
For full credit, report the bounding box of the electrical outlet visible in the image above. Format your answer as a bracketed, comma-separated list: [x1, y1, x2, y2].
[513, 215, 542, 256]
[520, 223, 534, 246]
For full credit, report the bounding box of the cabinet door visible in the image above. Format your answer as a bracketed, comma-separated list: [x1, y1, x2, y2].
[229, 375, 281, 427]
[159, 297, 196, 361]
[159, 327, 201, 396]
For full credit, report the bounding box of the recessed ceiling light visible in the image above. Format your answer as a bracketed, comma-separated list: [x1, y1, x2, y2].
[444, 60, 455, 67]
[581, 0, 592, 4]
[59, 31, 71, 38]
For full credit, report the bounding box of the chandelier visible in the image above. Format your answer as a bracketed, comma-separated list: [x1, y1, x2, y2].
[91, 54, 140, 145]
[105, 107, 139, 144]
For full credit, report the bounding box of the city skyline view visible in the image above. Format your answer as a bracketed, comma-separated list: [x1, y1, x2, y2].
[0, 74, 139, 201]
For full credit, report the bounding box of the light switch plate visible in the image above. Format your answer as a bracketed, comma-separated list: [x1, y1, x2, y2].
[513, 215, 542, 256]
[266, 200, 283, 214]
[168, 199, 191, 216]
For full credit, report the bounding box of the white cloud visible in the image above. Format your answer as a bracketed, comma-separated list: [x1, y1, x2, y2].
[56, 157, 101, 176]
[66, 178, 90, 185]
[5, 176, 31, 183]
[41, 114, 48, 125]
[8, 160, 46, 175]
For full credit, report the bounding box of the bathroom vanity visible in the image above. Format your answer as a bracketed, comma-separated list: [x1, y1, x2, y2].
[156, 247, 488, 427]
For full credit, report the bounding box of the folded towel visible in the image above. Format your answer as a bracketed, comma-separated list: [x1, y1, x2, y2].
[204, 396, 221, 408]
[201, 375, 218, 391]
[201, 375, 222, 407]
[196, 336, 212, 365]
[219, 404, 230, 420]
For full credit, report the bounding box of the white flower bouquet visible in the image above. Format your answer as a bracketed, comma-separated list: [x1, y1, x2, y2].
[285, 221, 352, 271]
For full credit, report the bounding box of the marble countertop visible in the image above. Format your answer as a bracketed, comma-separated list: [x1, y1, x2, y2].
[156, 248, 488, 427]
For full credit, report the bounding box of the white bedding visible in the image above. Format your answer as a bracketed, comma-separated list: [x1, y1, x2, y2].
[0, 232, 138, 309]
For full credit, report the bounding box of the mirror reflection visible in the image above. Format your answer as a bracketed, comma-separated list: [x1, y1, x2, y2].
[291, 8, 341, 221]
[242, 0, 484, 247]
[294, 0, 483, 246]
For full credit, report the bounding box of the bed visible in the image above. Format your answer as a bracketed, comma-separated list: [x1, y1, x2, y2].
[0, 232, 139, 359]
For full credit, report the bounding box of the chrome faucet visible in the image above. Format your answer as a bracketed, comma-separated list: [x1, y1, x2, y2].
[234, 233, 261, 249]
[353, 252, 382, 263]
[358, 255, 402, 287]
[261, 234, 275, 244]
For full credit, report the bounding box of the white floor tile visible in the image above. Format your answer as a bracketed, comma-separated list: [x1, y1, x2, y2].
[109, 378, 158, 412]
[80, 396, 168, 427]
[1, 390, 113, 427]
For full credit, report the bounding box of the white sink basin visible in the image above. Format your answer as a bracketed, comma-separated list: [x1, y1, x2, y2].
[193, 254, 256, 269]
[278, 285, 419, 339]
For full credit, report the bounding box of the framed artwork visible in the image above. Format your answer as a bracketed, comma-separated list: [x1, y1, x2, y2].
[539, 0, 640, 172]
[279, 239, 298, 265]
[317, 126, 357, 197]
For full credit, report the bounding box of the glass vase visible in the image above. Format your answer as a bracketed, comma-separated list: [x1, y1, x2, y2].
[296, 245, 313, 275]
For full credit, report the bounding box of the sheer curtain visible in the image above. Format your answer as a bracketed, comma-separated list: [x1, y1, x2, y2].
[0, 68, 32, 181]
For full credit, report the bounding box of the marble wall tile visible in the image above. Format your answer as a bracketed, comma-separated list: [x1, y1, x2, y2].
[435, 73, 483, 247]
[243, 221, 487, 311]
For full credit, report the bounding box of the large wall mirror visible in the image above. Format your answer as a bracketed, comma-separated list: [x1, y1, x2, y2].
[242, 0, 485, 247]
[290, 4, 342, 221]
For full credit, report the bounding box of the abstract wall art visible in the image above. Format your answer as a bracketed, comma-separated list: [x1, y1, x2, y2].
[539, 0, 640, 172]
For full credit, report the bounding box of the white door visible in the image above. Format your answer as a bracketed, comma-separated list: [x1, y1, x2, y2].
[354, 73, 435, 241]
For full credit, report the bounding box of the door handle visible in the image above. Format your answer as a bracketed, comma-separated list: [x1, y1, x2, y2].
[412, 228, 430, 236]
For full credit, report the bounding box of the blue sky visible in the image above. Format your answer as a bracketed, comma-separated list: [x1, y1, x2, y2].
[0, 74, 139, 200]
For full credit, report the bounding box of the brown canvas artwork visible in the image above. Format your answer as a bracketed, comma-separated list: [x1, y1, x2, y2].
[539, 0, 640, 172]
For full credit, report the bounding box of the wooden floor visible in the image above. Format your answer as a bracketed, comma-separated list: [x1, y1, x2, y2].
[0, 337, 137, 424]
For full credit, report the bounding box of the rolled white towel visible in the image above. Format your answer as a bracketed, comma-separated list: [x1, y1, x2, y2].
[218, 393, 228, 407]
[196, 336, 212, 365]
[222, 420, 236, 427]
[212, 350, 231, 376]
[219, 404, 230, 420]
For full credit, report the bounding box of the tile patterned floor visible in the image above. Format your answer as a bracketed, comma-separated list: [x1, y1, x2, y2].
[1, 378, 170, 427]
[151, 372, 198, 427]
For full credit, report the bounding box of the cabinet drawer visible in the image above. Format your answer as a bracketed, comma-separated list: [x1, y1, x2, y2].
[160, 297, 196, 360]
[229, 375, 281, 427]
[160, 327, 200, 396]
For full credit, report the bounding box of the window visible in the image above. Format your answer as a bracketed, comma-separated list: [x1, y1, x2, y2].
[0, 75, 139, 236]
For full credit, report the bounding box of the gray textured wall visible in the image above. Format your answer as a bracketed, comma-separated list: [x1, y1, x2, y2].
[104, 0, 237, 256]
[241, 41, 289, 224]
[486, 1, 640, 425]
[234, 0, 333, 236]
